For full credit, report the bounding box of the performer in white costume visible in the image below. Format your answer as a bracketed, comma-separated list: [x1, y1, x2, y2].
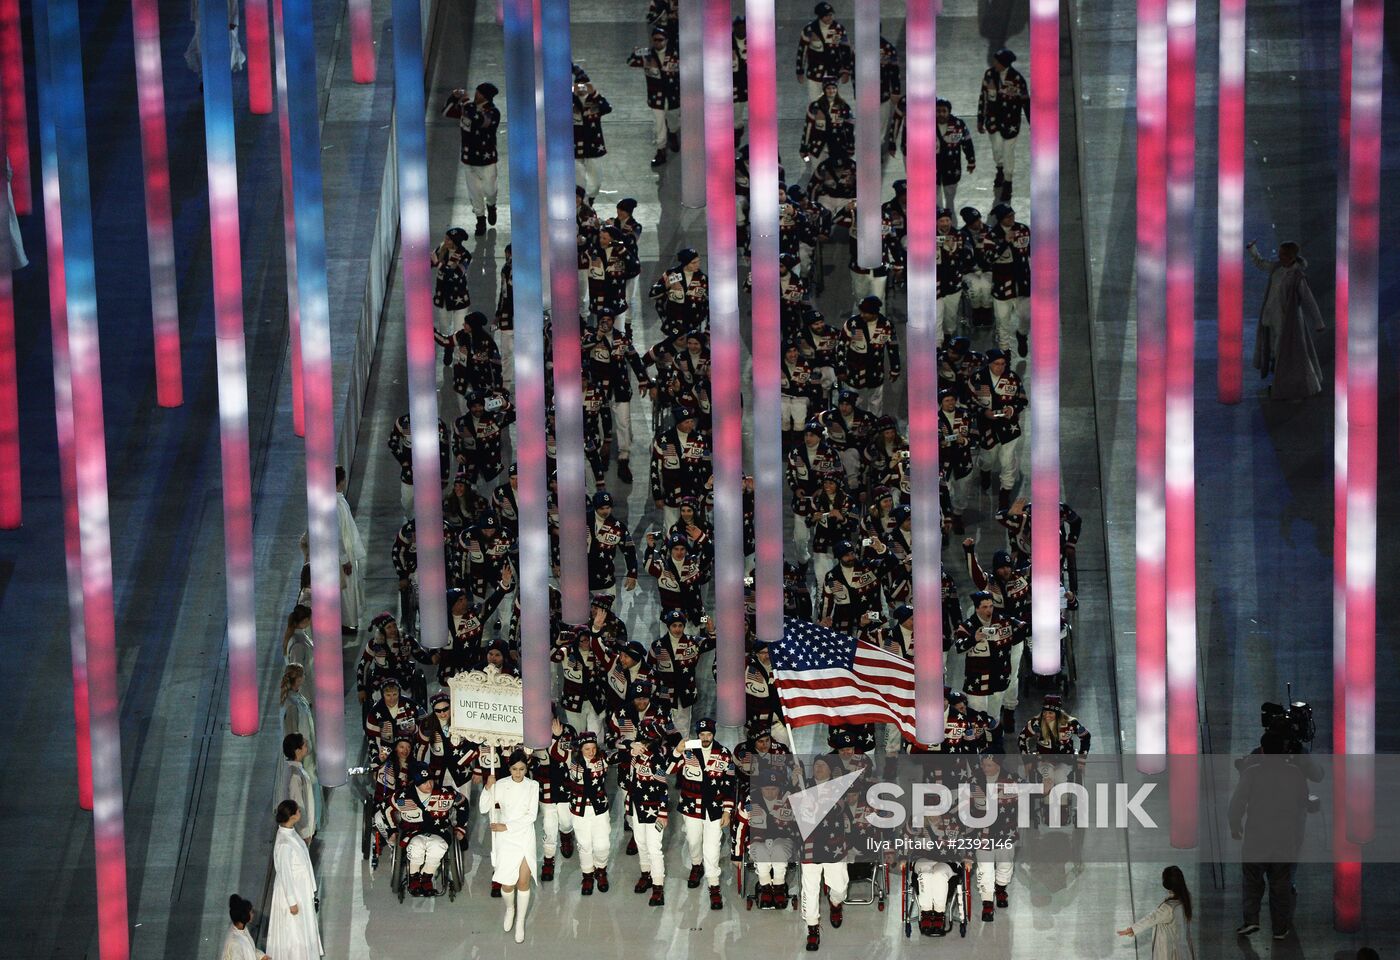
[268, 801, 322, 960]
[336, 466, 368, 637]
[217, 895, 269, 960]
[483, 751, 541, 943]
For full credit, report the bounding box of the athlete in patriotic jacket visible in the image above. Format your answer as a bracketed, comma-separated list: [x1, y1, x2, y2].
[649, 406, 712, 532]
[997, 497, 1084, 588]
[733, 718, 793, 798]
[965, 540, 1032, 626]
[453, 390, 513, 488]
[981, 202, 1032, 356]
[860, 416, 909, 502]
[551, 729, 614, 894]
[820, 537, 893, 641]
[956, 208, 995, 325]
[798, 754, 853, 950]
[586, 228, 641, 322]
[938, 335, 984, 399]
[415, 693, 455, 781]
[591, 634, 653, 721]
[460, 511, 513, 607]
[965, 752, 1022, 920]
[954, 591, 1026, 729]
[939, 388, 979, 534]
[388, 414, 451, 519]
[389, 765, 470, 896]
[365, 678, 420, 758]
[584, 491, 639, 597]
[649, 609, 717, 736]
[624, 737, 674, 904]
[934, 98, 977, 210]
[643, 531, 710, 623]
[936, 208, 973, 342]
[373, 738, 416, 840]
[605, 679, 673, 827]
[805, 475, 860, 601]
[818, 388, 877, 489]
[746, 641, 787, 744]
[778, 254, 812, 337]
[977, 49, 1030, 203]
[970, 349, 1027, 512]
[801, 77, 855, 162]
[795, 2, 852, 105]
[734, 769, 798, 910]
[938, 688, 996, 755]
[585, 311, 650, 482]
[876, 505, 914, 605]
[780, 341, 823, 448]
[651, 248, 710, 339]
[786, 420, 843, 563]
[627, 26, 681, 167]
[799, 308, 841, 391]
[1018, 695, 1091, 795]
[552, 624, 607, 736]
[669, 717, 737, 909]
[530, 718, 576, 882]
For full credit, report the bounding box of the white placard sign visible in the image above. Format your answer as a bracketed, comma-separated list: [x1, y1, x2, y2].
[447, 665, 524, 746]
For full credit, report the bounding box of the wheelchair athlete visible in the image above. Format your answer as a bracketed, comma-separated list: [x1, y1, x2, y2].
[386, 765, 470, 897]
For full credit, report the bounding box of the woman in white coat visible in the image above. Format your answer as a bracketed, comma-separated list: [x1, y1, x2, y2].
[218, 895, 269, 960]
[1118, 866, 1195, 959]
[483, 751, 540, 943]
[268, 801, 323, 960]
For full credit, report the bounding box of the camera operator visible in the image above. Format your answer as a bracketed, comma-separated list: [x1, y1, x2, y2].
[1227, 729, 1322, 942]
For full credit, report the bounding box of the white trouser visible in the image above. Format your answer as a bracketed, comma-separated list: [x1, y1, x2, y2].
[792, 516, 812, 563]
[670, 704, 693, 740]
[964, 270, 993, 309]
[915, 861, 956, 911]
[800, 862, 848, 924]
[879, 99, 893, 150]
[662, 504, 681, 533]
[966, 689, 1005, 721]
[400, 481, 415, 519]
[817, 195, 848, 217]
[992, 296, 1029, 352]
[938, 180, 958, 212]
[575, 807, 612, 872]
[1000, 646, 1023, 712]
[805, 78, 826, 108]
[542, 800, 574, 857]
[632, 816, 667, 884]
[566, 703, 606, 736]
[578, 269, 591, 315]
[754, 861, 788, 884]
[734, 101, 748, 133]
[612, 399, 632, 459]
[975, 848, 1014, 899]
[936, 291, 962, 342]
[436, 306, 466, 337]
[857, 383, 885, 418]
[407, 833, 448, 874]
[464, 163, 499, 216]
[683, 815, 725, 883]
[947, 468, 974, 514]
[838, 448, 861, 488]
[849, 271, 887, 313]
[781, 395, 809, 432]
[799, 241, 815, 276]
[981, 435, 1021, 491]
[498, 328, 514, 390]
[811, 551, 836, 600]
[575, 158, 604, 200]
[989, 132, 1017, 182]
[651, 107, 681, 149]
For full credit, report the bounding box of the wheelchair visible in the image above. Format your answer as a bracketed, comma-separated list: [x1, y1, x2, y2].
[737, 838, 800, 912]
[842, 859, 888, 911]
[386, 828, 465, 903]
[901, 859, 971, 938]
[1017, 611, 1077, 699]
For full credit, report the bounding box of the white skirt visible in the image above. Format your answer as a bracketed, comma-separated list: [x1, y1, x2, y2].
[491, 821, 538, 884]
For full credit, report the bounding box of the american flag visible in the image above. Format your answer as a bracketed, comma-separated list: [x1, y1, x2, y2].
[771, 617, 916, 742]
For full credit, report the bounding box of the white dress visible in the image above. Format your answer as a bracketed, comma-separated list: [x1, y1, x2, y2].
[1130, 898, 1195, 960]
[267, 827, 322, 960]
[337, 492, 367, 630]
[282, 690, 317, 783]
[482, 775, 540, 884]
[217, 924, 261, 960]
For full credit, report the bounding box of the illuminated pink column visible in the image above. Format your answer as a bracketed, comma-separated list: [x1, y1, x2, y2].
[49, 0, 132, 948]
[702, 0, 744, 727]
[32, 0, 92, 808]
[350, 0, 376, 83]
[1135, 0, 1167, 765]
[1028, 0, 1059, 675]
[853, 0, 880, 268]
[1332, 0, 1361, 928]
[1164, 0, 1197, 847]
[747, 0, 782, 649]
[1344, 0, 1381, 847]
[905, 0, 942, 744]
[246, 0, 273, 113]
[272, 0, 305, 436]
[680, 0, 705, 208]
[0, 0, 30, 215]
[1215, 0, 1243, 404]
[0, 111, 16, 529]
[131, 0, 185, 408]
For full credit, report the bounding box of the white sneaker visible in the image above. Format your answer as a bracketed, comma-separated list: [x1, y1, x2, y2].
[1235, 922, 1260, 936]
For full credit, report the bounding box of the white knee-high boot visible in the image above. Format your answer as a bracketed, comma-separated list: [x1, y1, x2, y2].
[514, 890, 530, 942]
[503, 889, 516, 931]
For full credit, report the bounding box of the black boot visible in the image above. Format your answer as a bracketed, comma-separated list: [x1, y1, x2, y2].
[668, 130, 680, 152]
[487, 204, 498, 226]
[806, 925, 821, 951]
[1016, 330, 1028, 357]
[617, 459, 633, 483]
[1001, 179, 1014, 203]
[1001, 706, 1016, 732]
[993, 167, 1004, 191]
[998, 488, 1011, 512]
[651, 148, 668, 167]
[980, 470, 993, 492]
[951, 512, 965, 535]
[475, 216, 487, 236]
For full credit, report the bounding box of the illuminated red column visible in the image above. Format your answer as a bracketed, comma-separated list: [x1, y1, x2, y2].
[1332, 0, 1361, 929]
[49, 0, 133, 949]
[1028, 0, 1059, 675]
[680, 0, 705, 208]
[746, 0, 782, 650]
[131, 0, 184, 408]
[246, 0, 273, 113]
[1165, 0, 1198, 847]
[1135, 0, 1167, 765]
[906, 0, 942, 744]
[350, 0, 376, 83]
[0, 110, 17, 530]
[702, 0, 744, 728]
[272, 0, 305, 436]
[31, 0, 92, 808]
[853, 0, 880, 268]
[1344, 0, 1381, 847]
[1215, 0, 1244, 404]
[0, 0, 30, 215]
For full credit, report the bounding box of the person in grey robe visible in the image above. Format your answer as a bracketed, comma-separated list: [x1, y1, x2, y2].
[1248, 240, 1325, 401]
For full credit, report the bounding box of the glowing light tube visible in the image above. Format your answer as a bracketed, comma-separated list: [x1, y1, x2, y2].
[853, 0, 880, 268]
[0, 82, 14, 528]
[272, 0, 305, 437]
[541, 0, 588, 623]
[0, 0, 30, 215]
[1344, 0, 1381, 847]
[130, 0, 184, 409]
[31, 0, 91, 809]
[1135, 0, 1167, 767]
[48, 0, 132, 950]
[285, 0, 347, 786]
[504, 0, 551, 745]
[199, 0, 259, 735]
[1165, 0, 1197, 848]
[1215, 0, 1243, 404]
[702, 0, 743, 728]
[746, 0, 782, 651]
[350, 0, 375, 83]
[680, 0, 705, 208]
[246, 0, 273, 113]
[905, 0, 942, 745]
[1028, 0, 1059, 675]
[1332, 0, 1361, 928]
[390, 0, 449, 658]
